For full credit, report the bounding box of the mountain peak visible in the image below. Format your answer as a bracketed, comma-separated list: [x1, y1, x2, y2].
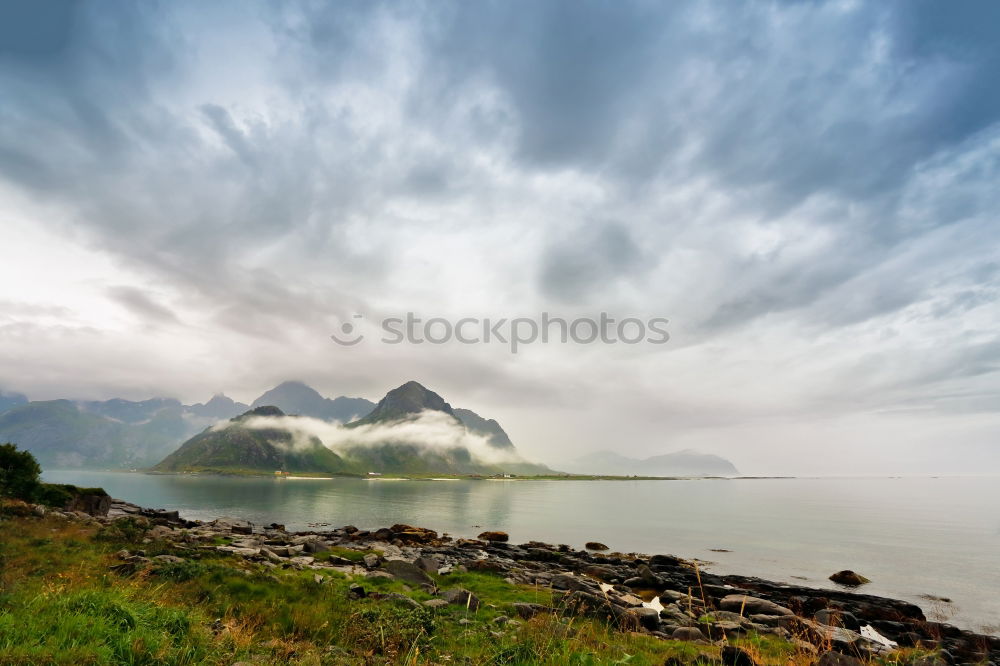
[352, 381, 455, 425]
[236, 405, 285, 419]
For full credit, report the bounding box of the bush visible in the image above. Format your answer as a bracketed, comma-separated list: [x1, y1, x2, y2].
[33, 483, 75, 508]
[0, 443, 41, 501]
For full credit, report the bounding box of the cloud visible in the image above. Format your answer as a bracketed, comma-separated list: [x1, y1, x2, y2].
[236, 410, 525, 466]
[0, 1, 998, 473]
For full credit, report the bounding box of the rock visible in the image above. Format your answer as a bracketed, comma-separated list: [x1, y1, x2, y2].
[383, 560, 436, 590]
[627, 607, 661, 631]
[389, 524, 438, 543]
[216, 546, 259, 557]
[441, 588, 481, 611]
[377, 593, 422, 610]
[816, 650, 864, 666]
[671, 626, 706, 641]
[347, 584, 366, 600]
[477, 531, 509, 542]
[153, 555, 185, 564]
[66, 493, 111, 517]
[211, 517, 253, 535]
[458, 618, 474, 625]
[829, 570, 870, 586]
[414, 556, 441, 573]
[313, 574, 325, 585]
[815, 609, 860, 631]
[635, 564, 661, 586]
[719, 594, 794, 617]
[363, 553, 380, 568]
[512, 603, 550, 619]
[585, 542, 609, 551]
[722, 646, 757, 666]
[423, 599, 448, 609]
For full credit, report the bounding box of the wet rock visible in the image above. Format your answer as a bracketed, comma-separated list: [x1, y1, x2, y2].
[719, 594, 794, 617]
[441, 588, 481, 611]
[829, 570, 870, 586]
[478, 531, 509, 542]
[722, 645, 757, 666]
[585, 542, 609, 551]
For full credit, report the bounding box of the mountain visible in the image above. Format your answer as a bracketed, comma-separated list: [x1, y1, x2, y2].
[153, 406, 349, 474]
[453, 408, 514, 449]
[350, 380, 456, 426]
[566, 449, 739, 477]
[154, 381, 551, 476]
[251, 381, 374, 422]
[0, 390, 28, 415]
[0, 399, 190, 469]
[78, 397, 183, 424]
[187, 394, 250, 420]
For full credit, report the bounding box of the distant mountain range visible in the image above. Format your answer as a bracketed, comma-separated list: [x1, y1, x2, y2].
[154, 381, 548, 476]
[565, 450, 739, 477]
[0, 380, 532, 474]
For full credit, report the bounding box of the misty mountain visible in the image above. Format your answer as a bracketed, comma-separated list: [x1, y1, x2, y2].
[453, 408, 514, 449]
[153, 406, 349, 474]
[350, 380, 456, 426]
[0, 399, 192, 469]
[154, 381, 551, 476]
[0, 379, 530, 473]
[566, 449, 739, 477]
[0, 390, 28, 415]
[187, 394, 250, 420]
[251, 381, 375, 423]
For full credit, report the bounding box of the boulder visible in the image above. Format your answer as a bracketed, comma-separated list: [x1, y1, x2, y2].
[382, 559, 436, 590]
[211, 517, 253, 535]
[363, 553, 380, 568]
[414, 556, 441, 573]
[721, 646, 757, 666]
[627, 607, 661, 631]
[478, 531, 509, 542]
[815, 609, 860, 631]
[829, 570, 870, 586]
[585, 542, 609, 551]
[671, 626, 706, 641]
[66, 492, 111, 517]
[512, 603, 551, 619]
[441, 588, 481, 611]
[719, 594, 794, 617]
[423, 599, 448, 608]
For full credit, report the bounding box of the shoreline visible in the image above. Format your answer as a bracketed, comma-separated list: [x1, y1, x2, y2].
[44, 495, 1000, 661]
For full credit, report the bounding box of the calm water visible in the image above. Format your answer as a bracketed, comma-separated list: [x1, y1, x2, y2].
[43, 471, 1000, 634]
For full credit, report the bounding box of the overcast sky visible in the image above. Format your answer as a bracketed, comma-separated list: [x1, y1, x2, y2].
[1, 1, 998, 474]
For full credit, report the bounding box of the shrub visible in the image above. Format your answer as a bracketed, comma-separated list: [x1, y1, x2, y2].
[0, 443, 41, 501]
[33, 483, 75, 508]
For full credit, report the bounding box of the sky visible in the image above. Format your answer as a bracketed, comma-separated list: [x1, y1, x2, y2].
[1, 0, 998, 475]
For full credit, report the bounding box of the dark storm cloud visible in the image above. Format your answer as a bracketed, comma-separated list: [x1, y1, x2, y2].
[0, 0, 998, 459]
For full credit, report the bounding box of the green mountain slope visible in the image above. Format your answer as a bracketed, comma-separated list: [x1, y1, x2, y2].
[153, 406, 352, 474]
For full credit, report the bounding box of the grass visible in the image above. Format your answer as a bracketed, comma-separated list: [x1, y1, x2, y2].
[0, 506, 921, 665]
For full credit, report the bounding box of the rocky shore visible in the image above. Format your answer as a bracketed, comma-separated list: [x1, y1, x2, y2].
[29, 497, 1000, 666]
